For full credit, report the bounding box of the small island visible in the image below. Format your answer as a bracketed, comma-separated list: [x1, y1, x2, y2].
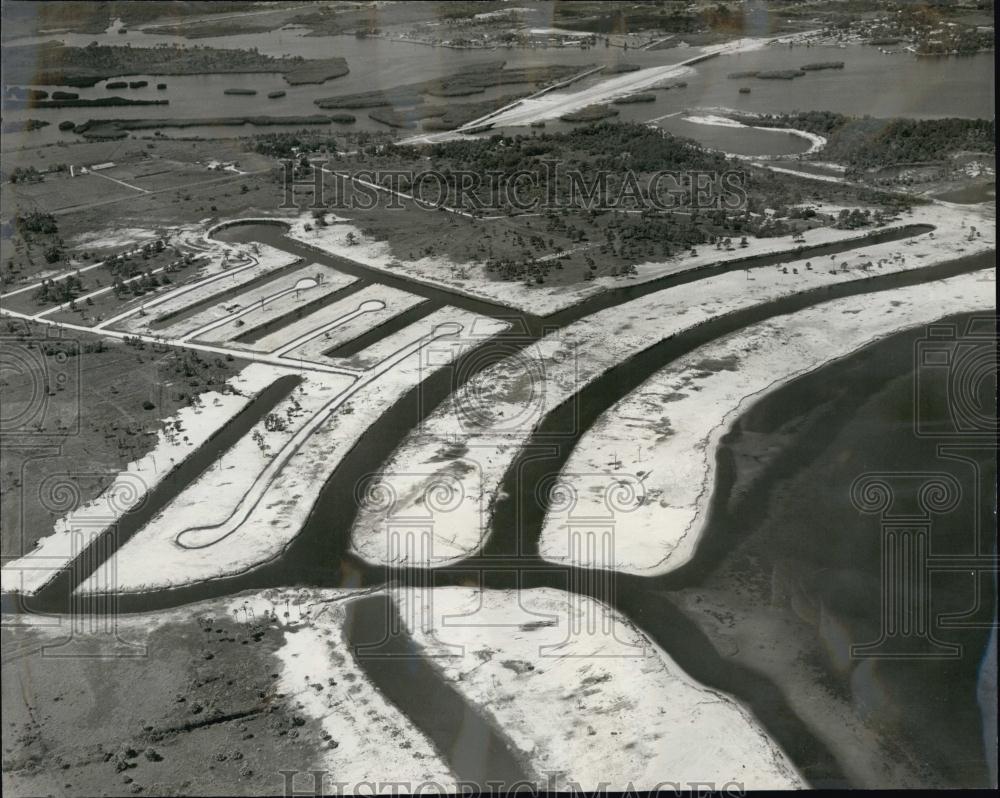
[757, 69, 806, 80]
[728, 69, 808, 81]
[2, 43, 351, 88]
[6, 87, 48, 100]
[282, 57, 350, 85]
[3, 96, 169, 109]
[73, 114, 340, 138]
[368, 108, 417, 129]
[1, 118, 49, 133]
[603, 63, 642, 74]
[560, 104, 619, 123]
[613, 93, 656, 104]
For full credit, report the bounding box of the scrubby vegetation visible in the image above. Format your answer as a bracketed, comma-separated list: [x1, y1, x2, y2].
[1, 42, 349, 87]
[0, 119, 50, 134]
[553, 1, 735, 34]
[801, 61, 844, 70]
[74, 115, 336, 139]
[731, 111, 995, 176]
[282, 57, 349, 85]
[366, 93, 524, 131]
[560, 104, 619, 122]
[315, 62, 582, 110]
[329, 117, 923, 290]
[612, 93, 656, 104]
[4, 96, 168, 110]
[15, 211, 59, 235]
[249, 131, 339, 159]
[0, 317, 246, 559]
[339, 121, 901, 287]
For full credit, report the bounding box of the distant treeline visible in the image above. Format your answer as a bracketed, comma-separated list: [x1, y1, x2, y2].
[3, 96, 167, 109]
[74, 114, 340, 138]
[315, 62, 583, 109]
[730, 111, 995, 173]
[366, 92, 527, 132]
[2, 119, 50, 133]
[1, 42, 348, 87]
[801, 61, 845, 70]
[427, 120, 732, 177]
[251, 132, 340, 158]
[612, 93, 656, 104]
[560, 104, 619, 122]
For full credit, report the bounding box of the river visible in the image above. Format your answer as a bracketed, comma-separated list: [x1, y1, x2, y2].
[3, 25, 994, 152]
[3, 19, 994, 789]
[10, 215, 993, 786]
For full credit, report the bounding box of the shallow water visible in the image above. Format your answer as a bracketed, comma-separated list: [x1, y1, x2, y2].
[10, 218, 993, 786]
[677, 312, 997, 786]
[344, 593, 531, 789]
[3, 32, 993, 150]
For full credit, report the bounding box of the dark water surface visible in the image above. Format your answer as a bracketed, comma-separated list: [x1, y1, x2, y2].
[3, 28, 993, 148]
[668, 312, 996, 787]
[344, 594, 532, 788]
[11, 218, 994, 787]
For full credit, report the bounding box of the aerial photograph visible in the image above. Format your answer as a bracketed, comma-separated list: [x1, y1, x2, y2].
[0, 0, 995, 794]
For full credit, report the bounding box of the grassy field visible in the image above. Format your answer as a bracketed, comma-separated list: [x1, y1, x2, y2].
[2, 608, 324, 797]
[1, 137, 268, 278]
[0, 318, 245, 558]
[2, 246, 188, 318]
[299, 159, 837, 289]
[2, 137, 284, 285]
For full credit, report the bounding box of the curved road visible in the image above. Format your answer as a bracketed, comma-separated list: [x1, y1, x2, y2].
[7, 219, 994, 788]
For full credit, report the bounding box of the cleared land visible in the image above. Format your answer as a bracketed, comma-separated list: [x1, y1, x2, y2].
[1, 362, 273, 595]
[76, 310, 507, 594]
[0, 317, 245, 568]
[265, 285, 427, 363]
[348, 201, 994, 568]
[0, 590, 446, 797]
[538, 268, 996, 574]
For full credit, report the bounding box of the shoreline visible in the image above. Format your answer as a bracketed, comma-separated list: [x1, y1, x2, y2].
[537, 268, 995, 575]
[680, 110, 827, 158]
